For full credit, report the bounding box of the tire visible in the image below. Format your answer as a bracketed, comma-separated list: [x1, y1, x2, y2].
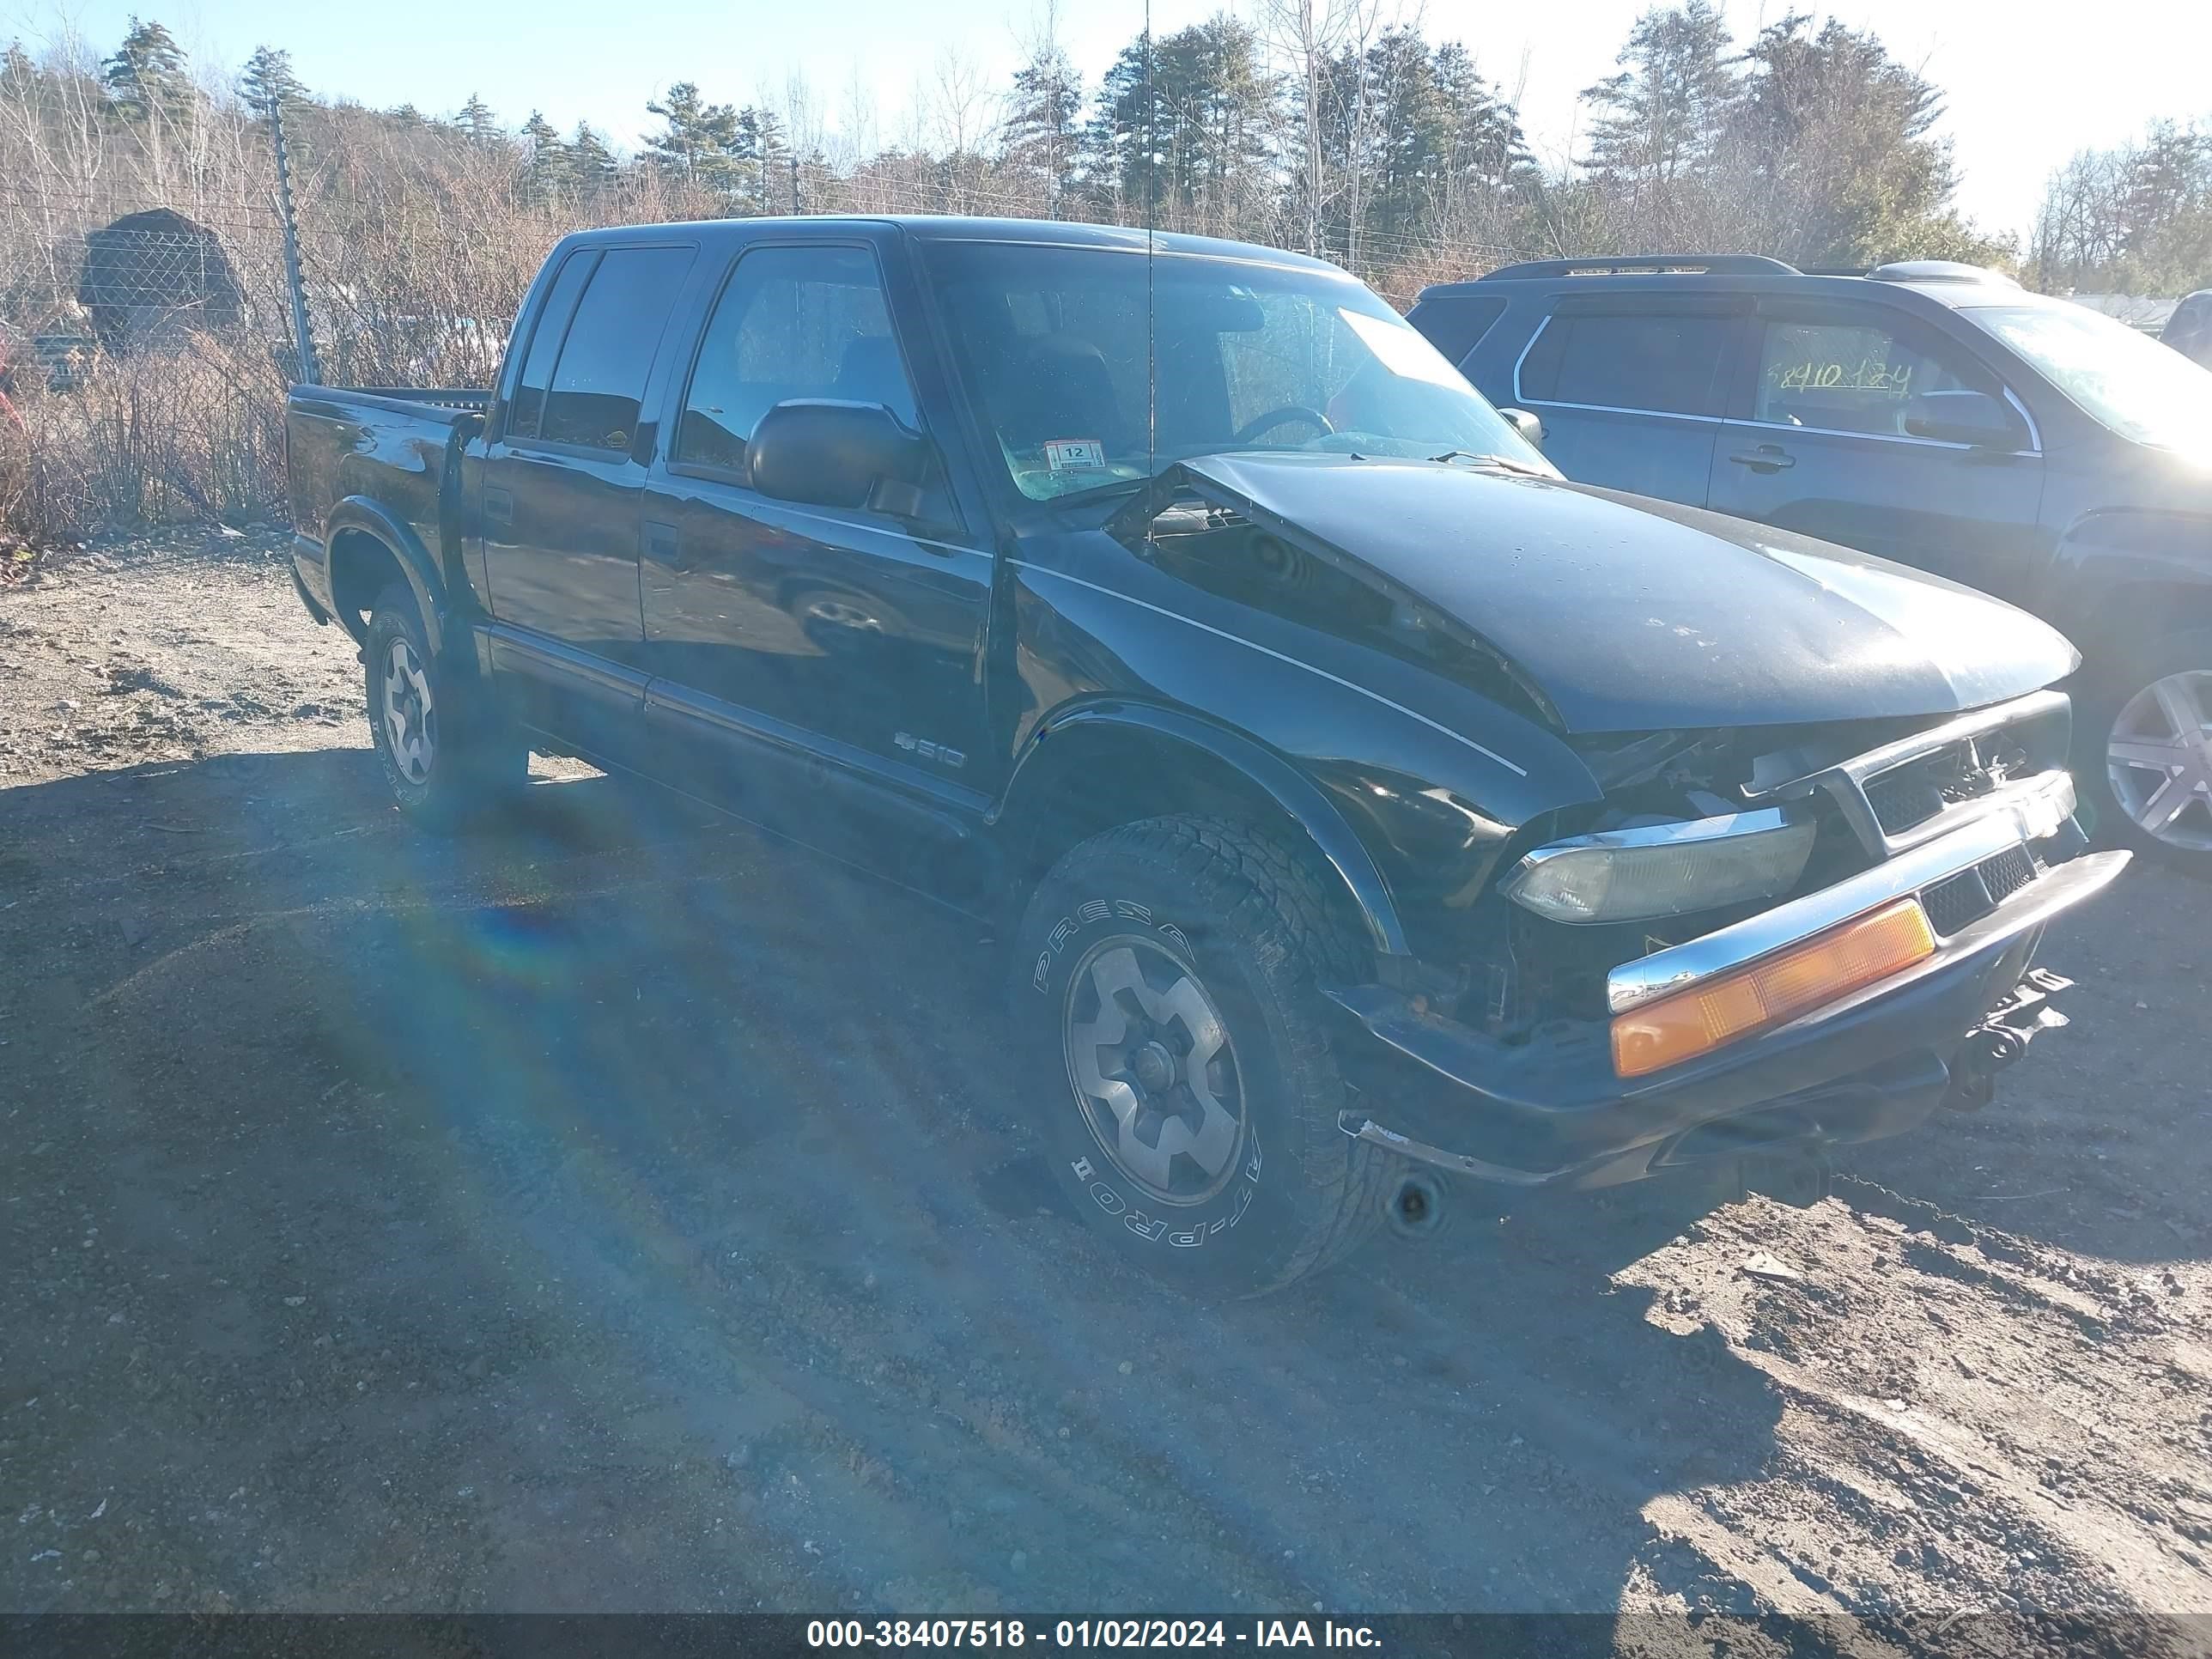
[2075, 627, 2212, 879]
[362, 584, 526, 831]
[1010, 815, 1394, 1297]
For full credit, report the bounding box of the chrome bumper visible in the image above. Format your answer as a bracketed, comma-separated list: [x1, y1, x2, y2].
[1607, 769, 2087, 1016]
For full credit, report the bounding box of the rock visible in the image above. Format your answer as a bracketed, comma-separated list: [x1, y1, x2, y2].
[1739, 1252, 1806, 1284]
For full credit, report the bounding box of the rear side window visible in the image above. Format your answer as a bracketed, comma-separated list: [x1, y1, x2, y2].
[535, 246, 697, 451]
[1519, 311, 1735, 416]
[1410, 295, 1507, 370]
[507, 250, 599, 438]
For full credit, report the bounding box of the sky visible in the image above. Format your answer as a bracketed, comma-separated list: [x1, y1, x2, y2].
[15, 0, 2212, 240]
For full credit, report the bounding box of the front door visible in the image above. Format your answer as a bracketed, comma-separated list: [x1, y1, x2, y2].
[1705, 300, 2046, 605]
[477, 241, 697, 752]
[638, 239, 994, 850]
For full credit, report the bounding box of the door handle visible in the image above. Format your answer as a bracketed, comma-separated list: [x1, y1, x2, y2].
[1727, 445, 1796, 473]
[483, 486, 514, 525]
[643, 520, 690, 570]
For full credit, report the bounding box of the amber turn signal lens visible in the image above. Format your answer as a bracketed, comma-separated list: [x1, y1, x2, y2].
[1612, 898, 1937, 1079]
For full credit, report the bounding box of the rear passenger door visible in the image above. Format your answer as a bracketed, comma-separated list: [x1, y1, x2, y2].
[477, 241, 698, 750]
[1509, 297, 1745, 507]
[1705, 301, 2044, 603]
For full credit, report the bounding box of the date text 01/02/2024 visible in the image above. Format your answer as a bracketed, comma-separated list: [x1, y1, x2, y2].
[805, 1620, 1383, 1650]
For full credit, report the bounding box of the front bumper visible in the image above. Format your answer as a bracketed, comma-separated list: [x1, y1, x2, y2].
[1327, 825, 2130, 1190]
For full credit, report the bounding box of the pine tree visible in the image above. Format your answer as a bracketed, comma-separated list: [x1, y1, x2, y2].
[457, 92, 500, 143]
[734, 105, 791, 210]
[521, 110, 568, 202]
[568, 122, 617, 194]
[103, 16, 192, 121]
[1580, 0, 1734, 193]
[237, 45, 302, 113]
[1005, 41, 1083, 210]
[644, 82, 741, 191]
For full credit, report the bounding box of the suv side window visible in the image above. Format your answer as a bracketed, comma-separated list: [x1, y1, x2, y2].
[1747, 312, 1999, 439]
[536, 246, 698, 451]
[1519, 310, 1736, 416]
[678, 244, 918, 476]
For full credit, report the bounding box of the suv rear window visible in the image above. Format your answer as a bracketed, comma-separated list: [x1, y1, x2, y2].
[1410, 295, 1507, 370]
[1519, 311, 1735, 416]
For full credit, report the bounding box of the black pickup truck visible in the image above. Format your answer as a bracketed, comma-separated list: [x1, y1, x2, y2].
[285, 217, 2127, 1295]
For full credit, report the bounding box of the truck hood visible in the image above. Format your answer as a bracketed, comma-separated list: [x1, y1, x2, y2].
[1171, 452, 2079, 734]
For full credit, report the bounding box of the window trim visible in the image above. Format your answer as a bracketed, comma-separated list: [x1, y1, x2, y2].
[1510, 308, 1744, 422]
[506, 240, 700, 460]
[663, 236, 922, 489]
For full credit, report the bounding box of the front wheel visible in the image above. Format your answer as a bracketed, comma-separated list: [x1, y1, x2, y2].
[2079, 628, 2212, 878]
[1010, 816, 1393, 1297]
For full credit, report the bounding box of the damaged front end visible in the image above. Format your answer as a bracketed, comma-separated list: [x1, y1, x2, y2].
[1328, 690, 2127, 1190]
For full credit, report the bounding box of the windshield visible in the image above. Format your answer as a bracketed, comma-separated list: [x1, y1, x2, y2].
[1968, 302, 2212, 459]
[927, 241, 1553, 501]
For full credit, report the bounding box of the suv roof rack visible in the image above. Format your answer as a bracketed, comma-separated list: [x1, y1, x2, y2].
[1478, 254, 1802, 281]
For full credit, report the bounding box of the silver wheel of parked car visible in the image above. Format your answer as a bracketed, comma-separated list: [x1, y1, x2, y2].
[2106, 667, 2212, 854]
[380, 636, 437, 787]
[1062, 936, 1248, 1208]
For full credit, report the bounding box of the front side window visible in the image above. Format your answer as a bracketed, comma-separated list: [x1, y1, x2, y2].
[1749, 313, 1996, 438]
[927, 241, 1547, 501]
[678, 245, 918, 475]
[1519, 311, 1735, 416]
[535, 245, 697, 452]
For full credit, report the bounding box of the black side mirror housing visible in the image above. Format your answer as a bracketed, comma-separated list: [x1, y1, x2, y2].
[1902, 389, 2021, 449]
[748, 398, 932, 514]
[1498, 406, 1546, 449]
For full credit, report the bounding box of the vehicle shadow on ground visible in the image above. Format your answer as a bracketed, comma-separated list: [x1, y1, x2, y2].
[0, 747, 2160, 1618]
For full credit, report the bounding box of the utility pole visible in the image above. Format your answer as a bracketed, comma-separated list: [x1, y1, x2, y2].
[790, 155, 801, 216]
[267, 96, 321, 386]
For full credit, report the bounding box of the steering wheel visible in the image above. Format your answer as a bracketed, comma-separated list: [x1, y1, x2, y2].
[1232, 404, 1334, 446]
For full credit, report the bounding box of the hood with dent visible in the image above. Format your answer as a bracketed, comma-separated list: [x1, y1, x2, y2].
[1171, 452, 2078, 733]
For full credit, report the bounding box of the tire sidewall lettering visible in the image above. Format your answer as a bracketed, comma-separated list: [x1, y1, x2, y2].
[1038, 895, 1263, 1249]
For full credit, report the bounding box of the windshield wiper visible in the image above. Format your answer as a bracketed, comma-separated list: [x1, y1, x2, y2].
[1428, 449, 1549, 477]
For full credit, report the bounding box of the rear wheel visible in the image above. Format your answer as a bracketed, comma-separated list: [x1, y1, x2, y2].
[2079, 629, 2212, 878]
[1010, 815, 1393, 1297]
[363, 584, 526, 831]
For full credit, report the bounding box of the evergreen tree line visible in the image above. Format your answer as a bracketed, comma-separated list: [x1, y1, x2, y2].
[2031, 120, 2212, 295]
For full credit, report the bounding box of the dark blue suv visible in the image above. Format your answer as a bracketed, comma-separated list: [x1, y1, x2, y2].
[1410, 254, 2212, 876]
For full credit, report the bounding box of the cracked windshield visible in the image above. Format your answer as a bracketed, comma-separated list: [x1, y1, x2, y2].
[3, 0, 2210, 1654]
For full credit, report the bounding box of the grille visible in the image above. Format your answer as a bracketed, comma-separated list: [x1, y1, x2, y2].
[1978, 844, 2036, 905]
[1918, 845, 2040, 939]
[1865, 769, 1947, 835]
[1921, 870, 1992, 937]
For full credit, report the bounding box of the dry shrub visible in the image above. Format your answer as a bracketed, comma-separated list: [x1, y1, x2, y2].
[0, 331, 286, 540]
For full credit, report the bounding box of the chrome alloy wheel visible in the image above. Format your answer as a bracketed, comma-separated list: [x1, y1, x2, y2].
[2106, 668, 2212, 853]
[1060, 937, 1247, 1206]
[381, 636, 437, 786]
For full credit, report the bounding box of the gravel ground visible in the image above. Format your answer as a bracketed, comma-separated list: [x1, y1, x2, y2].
[3, 535, 2209, 1646]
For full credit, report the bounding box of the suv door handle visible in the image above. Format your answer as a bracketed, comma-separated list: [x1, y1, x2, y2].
[1727, 444, 1796, 473]
[483, 486, 514, 524]
[643, 520, 696, 571]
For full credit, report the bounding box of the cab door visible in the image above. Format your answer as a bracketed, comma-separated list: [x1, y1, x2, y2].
[475, 241, 698, 752]
[637, 237, 995, 848]
[1706, 299, 2045, 604]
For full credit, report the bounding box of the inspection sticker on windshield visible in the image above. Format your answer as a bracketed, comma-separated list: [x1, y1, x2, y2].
[1043, 438, 1108, 471]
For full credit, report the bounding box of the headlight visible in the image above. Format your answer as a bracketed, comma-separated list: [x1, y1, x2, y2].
[1503, 808, 1818, 924]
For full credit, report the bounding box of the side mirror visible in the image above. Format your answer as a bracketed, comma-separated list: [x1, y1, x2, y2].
[1498, 406, 1546, 449]
[748, 398, 931, 514]
[1902, 389, 2021, 449]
